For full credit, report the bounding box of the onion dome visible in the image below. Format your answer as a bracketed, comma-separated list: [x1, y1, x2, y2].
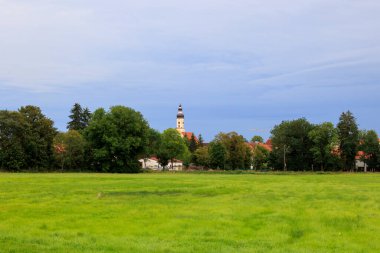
[177, 104, 184, 118]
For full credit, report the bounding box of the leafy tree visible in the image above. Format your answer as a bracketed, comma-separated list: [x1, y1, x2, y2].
[182, 135, 190, 150]
[251, 135, 264, 143]
[53, 130, 86, 171]
[208, 141, 227, 169]
[337, 111, 359, 171]
[19, 106, 57, 170]
[157, 150, 170, 170]
[359, 130, 379, 171]
[158, 128, 189, 170]
[252, 145, 270, 170]
[141, 128, 161, 169]
[308, 122, 338, 171]
[244, 146, 253, 169]
[270, 118, 314, 171]
[0, 110, 26, 170]
[180, 148, 192, 169]
[84, 106, 150, 173]
[213, 132, 251, 170]
[67, 103, 91, 131]
[193, 146, 210, 168]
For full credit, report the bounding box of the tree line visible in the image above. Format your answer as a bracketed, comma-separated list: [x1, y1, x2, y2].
[0, 104, 379, 172]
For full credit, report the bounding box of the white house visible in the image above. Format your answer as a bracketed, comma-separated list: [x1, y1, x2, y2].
[139, 157, 162, 170]
[139, 157, 183, 171]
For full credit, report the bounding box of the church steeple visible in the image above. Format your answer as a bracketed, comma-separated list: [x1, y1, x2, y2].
[176, 104, 185, 134]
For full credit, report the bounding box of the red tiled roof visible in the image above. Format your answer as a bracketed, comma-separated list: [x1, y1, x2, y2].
[250, 141, 273, 152]
[181, 132, 198, 142]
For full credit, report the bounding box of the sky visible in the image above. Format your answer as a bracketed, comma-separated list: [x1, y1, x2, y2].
[0, 0, 379, 141]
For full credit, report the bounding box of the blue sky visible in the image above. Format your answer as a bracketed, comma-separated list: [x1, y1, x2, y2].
[0, 0, 379, 141]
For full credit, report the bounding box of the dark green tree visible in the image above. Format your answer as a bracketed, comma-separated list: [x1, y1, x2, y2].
[67, 103, 91, 131]
[67, 103, 84, 130]
[19, 106, 57, 170]
[84, 106, 150, 173]
[244, 145, 253, 169]
[189, 133, 198, 153]
[183, 135, 190, 150]
[213, 132, 251, 170]
[270, 118, 314, 171]
[337, 111, 359, 171]
[81, 107, 92, 128]
[158, 128, 189, 170]
[193, 146, 210, 168]
[198, 134, 204, 147]
[251, 135, 264, 143]
[359, 130, 379, 171]
[53, 130, 86, 171]
[157, 150, 170, 170]
[141, 129, 161, 169]
[208, 141, 227, 169]
[308, 122, 339, 171]
[252, 145, 270, 170]
[0, 110, 26, 170]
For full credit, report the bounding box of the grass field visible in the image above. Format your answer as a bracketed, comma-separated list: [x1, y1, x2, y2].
[0, 173, 379, 253]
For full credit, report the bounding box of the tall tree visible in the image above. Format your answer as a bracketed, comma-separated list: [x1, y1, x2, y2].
[84, 106, 150, 173]
[193, 146, 210, 168]
[19, 106, 57, 170]
[67, 103, 91, 131]
[157, 150, 170, 170]
[208, 141, 227, 169]
[158, 128, 189, 170]
[0, 110, 26, 170]
[67, 103, 84, 130]
[189, 133, 198, 153]
[53, 130, 86, 171]
[81, 107, 92, 128]
[359, 130, 379, 172]
[308, 122, 339, 171]
[141, 129, 161, 169]
[252, 145, 270, 170]
[270, 118, 314, 171]
[213, 132, 251, 170]
[198, 134, 204, 147]
[337, 111, 359, 171]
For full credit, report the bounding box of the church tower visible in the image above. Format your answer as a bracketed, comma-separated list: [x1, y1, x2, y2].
[176, 104, 185, 134]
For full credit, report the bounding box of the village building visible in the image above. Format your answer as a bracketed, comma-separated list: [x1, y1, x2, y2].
[140, 104, 197, 171]
[176, 104, 198, 142]
[139, 157, 183, 171]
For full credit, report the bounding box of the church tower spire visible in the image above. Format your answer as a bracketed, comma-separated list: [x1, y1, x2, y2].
[176, 104, 185, 134]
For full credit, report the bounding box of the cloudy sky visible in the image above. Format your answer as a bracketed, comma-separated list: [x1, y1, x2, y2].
[0, 0, 379, 141]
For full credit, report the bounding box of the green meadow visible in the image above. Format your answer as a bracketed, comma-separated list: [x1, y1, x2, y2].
[0, 173, 379, 253]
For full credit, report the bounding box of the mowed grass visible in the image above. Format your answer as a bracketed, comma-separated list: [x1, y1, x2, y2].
[0, 173, 379, 253]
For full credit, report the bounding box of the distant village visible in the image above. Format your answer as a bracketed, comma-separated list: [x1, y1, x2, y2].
[0, 104, 378, 173]
[139, 104, 379, 172]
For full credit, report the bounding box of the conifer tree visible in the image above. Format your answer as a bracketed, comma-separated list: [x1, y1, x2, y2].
[337, 111, 359, 171]
[189, 133, 198, 153]
[81, 107, 92, 128]
[67, 103, 83, 130]
[198, 134, 204, 147]
[67, 104, 91, 131]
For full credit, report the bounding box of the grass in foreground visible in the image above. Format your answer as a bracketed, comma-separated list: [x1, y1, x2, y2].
[0, 173, 379, 253]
